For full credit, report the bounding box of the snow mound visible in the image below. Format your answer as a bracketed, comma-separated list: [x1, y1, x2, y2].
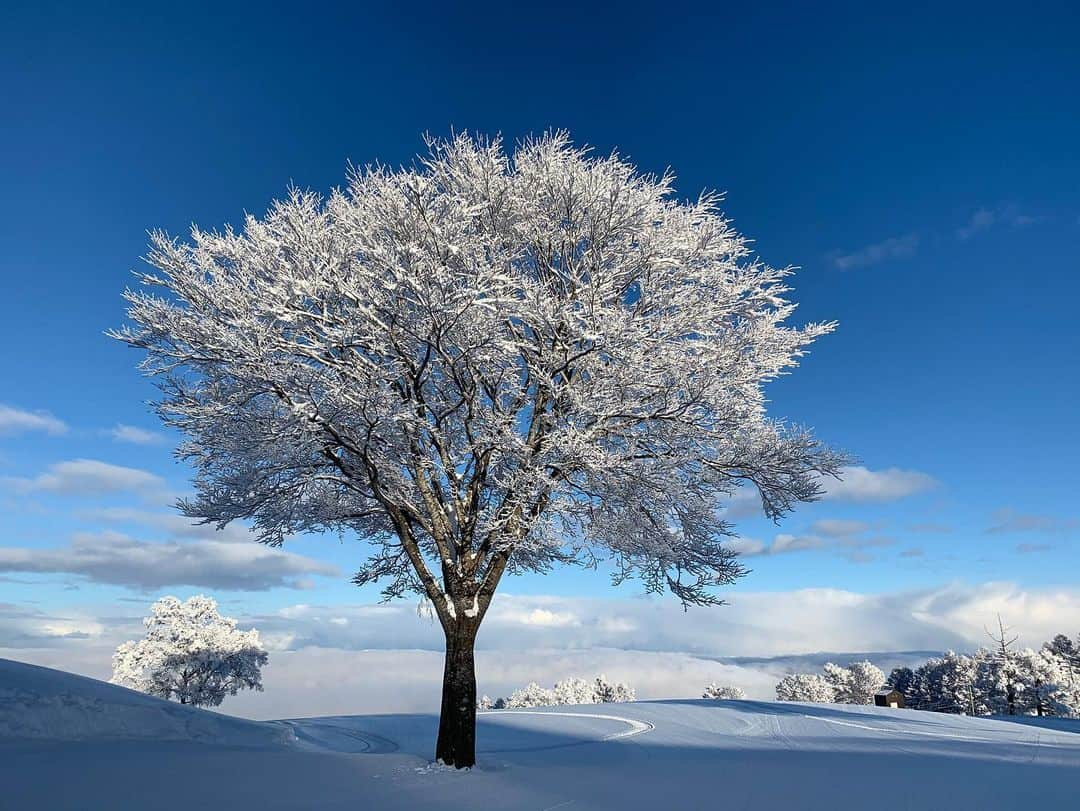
[0, 657, 290, 746]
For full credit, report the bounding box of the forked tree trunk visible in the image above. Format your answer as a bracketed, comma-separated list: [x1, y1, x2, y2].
[435, 625, 478, 768]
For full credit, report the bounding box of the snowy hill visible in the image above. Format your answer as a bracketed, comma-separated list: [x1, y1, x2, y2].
[2, 657, 1078, 810]
[0, 657, 291, 746]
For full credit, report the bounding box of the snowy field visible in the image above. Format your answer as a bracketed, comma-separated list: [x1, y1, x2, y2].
[2, 657, 1078, 810]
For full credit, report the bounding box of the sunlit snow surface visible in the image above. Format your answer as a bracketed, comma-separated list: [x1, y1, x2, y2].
[2, 657, 1078, 810]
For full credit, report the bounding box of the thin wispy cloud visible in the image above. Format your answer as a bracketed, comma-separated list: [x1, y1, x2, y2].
[808, 519, 872, 538]
[6, 459, 165, 496]
[830, 233, 919, 270]
[822, 465, 937, 503]
[108, 424, 165, 445]
[1016, 542, 1053, 554]
[734, 529, 894, 563]
[0, 404, 67, 436]
[986, 508, 1078, 535]
[0, 530, 339, 592]
[957, 205, 1039, 240]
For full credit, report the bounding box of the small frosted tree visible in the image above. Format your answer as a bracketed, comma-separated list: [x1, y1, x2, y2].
[113, 132, 844, 766]
[505, 682, 557, 708]
[823, 660, 884, 705]
[553, 676, 597, 705]
[593, 674, 635, 703]
[776, 673, 835, 703]
[111, 595, 267, 707]
[703, 683, 746, 700]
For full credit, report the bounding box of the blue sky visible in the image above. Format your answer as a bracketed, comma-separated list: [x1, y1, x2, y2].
[1, 2, 1079, 706]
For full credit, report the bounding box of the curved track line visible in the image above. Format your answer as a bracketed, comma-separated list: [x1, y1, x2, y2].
[482, 710, 654, 743]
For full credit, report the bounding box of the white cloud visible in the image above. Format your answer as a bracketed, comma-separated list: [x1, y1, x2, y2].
[769, 533, 825, 554]
[957, 205, 1039, 240]
[7, 459, 165, 496]
[0, 404, 67, 436]
[830, 233, 919, 270]
[986, 508, 1078, 535]
[79, 506, 256, 544]
[808, 519, 871, 538]
[108, 424, 165, 445]
[822, 465, 936, 502]
[725, 536, 766, 556]
[0, 530, 339, 591]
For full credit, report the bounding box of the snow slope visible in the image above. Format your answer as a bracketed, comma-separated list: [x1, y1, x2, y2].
[2, 657, 1078, 810]
[0, 656, 291, 746]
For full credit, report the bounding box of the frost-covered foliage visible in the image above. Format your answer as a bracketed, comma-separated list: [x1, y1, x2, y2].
[823, 660, 885, 705]
[110, 596, 267, 707]
[112, 131, 845, 766]
[554, 677, 597, 706]
[505, 682, 558, 709]
[775, 673, 835, 703]
[909, 651, 986, 715]
[494, 674, 635, 708]
[702, 683, 746, 700]
[776, 661, 883, 705]
[897, 625, 1080, 718]
[112, 131, 844, 617]
[593, 674, 635, 704]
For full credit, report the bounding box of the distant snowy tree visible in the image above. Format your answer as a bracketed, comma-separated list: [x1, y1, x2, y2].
[505, 682, 557, 708]
[1016, 647, 1071, 717]
[495, 673, 635, 708]
[982, 616, 1024, 715]
[886, 666, 915, 697]
[822, 661, 884, 705]
[553, 677, 596, 706]
[702, 683, 746, 700]
[113, 131, 845, 766]
[1043, 636, 1080, 717]
[476, 695, 494, 711]
[909, 651, 986, 715]
[594, 674, 636, 703]
[776, 673, 835, 703]
[111, 595, 267, 707]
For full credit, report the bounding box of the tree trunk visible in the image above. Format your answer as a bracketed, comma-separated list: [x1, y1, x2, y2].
[435, 625, 478, 768]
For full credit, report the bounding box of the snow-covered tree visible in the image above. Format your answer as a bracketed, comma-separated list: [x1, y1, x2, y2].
[1043, 636, 1080, 717]
[593, 674, 636, 703]
[113, 132, 845, 766]
[553, 676, 597, 706]
[981, 616, 1024, 716]
[505, 682, 557, 708]
[776, 673, 835, 703]
[476, 694, 494, 711]
[111, 595, 267, 707]
[1017, 647, 1069, 717]
[822, 661, 884, 705]
[702, 683, 746, 700]
[885, 666, 915, 697]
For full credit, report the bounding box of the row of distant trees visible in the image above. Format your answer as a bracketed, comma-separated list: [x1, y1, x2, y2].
[770, 621, 1080, 718]
[774, 661, 887, 704]
[479, 675, 636, 709]
[884, 622, 1080, 717]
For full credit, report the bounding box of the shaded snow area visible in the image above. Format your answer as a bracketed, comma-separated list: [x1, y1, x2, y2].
[2, 658, 1078, 810]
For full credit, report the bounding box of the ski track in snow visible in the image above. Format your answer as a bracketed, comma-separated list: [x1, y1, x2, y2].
[482, 710, 654, 747]
[280, 709, 654, 756]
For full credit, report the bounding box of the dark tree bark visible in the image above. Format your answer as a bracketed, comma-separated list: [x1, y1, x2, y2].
[435, 624, 479, 767]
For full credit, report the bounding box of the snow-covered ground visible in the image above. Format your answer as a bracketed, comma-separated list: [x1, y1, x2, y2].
[2, 657, 1077, 810]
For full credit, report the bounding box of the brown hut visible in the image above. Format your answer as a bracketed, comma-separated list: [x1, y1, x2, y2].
[874, 688, 905, 708]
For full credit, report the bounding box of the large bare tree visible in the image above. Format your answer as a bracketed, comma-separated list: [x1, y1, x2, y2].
[114, 132, 844, 767]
